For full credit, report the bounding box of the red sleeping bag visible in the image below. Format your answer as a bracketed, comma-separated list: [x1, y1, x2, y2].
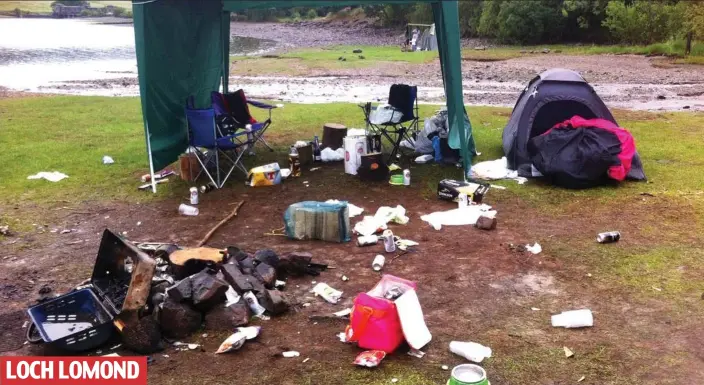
[528, 116, 637, 189]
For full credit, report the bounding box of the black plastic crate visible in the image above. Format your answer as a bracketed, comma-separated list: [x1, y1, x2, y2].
[27, 288, 114, 352]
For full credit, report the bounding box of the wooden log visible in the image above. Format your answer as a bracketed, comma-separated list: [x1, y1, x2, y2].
[321, 123, 347, 150]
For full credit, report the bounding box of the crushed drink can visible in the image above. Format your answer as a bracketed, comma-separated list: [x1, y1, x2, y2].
[189, 187, 199, 205]
[243, 291, 266, 316]
[596, 231, 620, 243]
[178, 203, 199, 216]
[383, 230, 396, 253]
[384, 286, 403, 300]
[458, 193, 469, 209]
[403, 169, 411, 186]
[200, 183, 216, 194]
[357, 235, 379, 247]
[372, 254, 385, 271]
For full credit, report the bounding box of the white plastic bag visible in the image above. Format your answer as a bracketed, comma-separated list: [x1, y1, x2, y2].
[369, 104, 403, 125]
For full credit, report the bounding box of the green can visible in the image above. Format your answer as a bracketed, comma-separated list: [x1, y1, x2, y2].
[447, 364, 489, 385]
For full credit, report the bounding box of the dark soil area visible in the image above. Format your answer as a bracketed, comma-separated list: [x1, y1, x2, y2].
[1, 164, 703, 384]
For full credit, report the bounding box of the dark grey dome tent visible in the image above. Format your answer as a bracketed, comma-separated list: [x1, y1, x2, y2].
[502, 68, 645, 180]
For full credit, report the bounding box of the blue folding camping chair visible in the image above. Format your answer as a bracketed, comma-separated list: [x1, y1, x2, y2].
[185, 96, 249, 188]
[211, 89, 279, 154]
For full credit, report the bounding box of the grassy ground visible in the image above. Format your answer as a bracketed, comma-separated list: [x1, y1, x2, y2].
[231, 41, 704, 75]
[2, 96, 703, 382]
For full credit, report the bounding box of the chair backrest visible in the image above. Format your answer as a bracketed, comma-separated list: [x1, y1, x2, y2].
[211, 92, 230, 117]
[185, 97, 217, 147]
[387, 84, 417, 122]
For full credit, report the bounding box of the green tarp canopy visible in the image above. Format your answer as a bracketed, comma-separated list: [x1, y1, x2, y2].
[132, 0, 475, 189]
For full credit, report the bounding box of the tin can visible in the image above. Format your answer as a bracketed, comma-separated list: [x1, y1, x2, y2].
[178, 203, 199, 216]
[357, 235, 379, 247]
[458, 193, 469, 209]
[596, 231, 621, 243]
[403, 169, 411, 186]
[448, 364, 489, 385]
[189, 187, 199, 205]
[200, 183, 216, 194]
[383, 230, 396, 253]
[242, 292, 266, 316]
[372, 254, 385, 271]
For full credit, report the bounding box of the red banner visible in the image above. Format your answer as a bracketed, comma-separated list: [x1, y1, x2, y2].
[0, 357, 147, 385]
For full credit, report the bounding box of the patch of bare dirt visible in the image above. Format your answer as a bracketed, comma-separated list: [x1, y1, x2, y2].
[1, 165, 703, 383]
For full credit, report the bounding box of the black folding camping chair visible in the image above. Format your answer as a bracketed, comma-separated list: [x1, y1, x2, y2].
[360, 84, 420, 163]
[211, 89, 278, 154]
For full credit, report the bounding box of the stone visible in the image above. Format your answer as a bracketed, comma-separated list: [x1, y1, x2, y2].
[166, 277, 192, 302]
[352, 49, 363, 54]
[159, 300, 202, 339]
[190, 270, 229, 311]
[254, 249, 280, 268]
[253, 263, 277, 288]
[542, 48, 550, 54]
[256, 289, 289, 316]
[238, 256, 256, 275]
[277, 252, 313, 278]
[475, 215, 497, 230]
[221, 264, 253, 293]
[358, 55, 365, 59]
[121, 314, 164, 354]
[204, 300, 251, 331]
[657, 95, 667, 100]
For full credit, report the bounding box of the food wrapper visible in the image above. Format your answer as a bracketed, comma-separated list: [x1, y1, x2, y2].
[353, 350, 386, 368]
[215, 326, 261, 354]
[311, 283, 342, 304]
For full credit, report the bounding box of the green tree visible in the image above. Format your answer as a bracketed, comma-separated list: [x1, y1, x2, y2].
[603, 0, 680, 44]
[562, 0, 609, 41]
[458, 0, 484, 37]
[51, 0, 89, 6]
[496, 0, 566, 44]
[477, 0, 504, 38]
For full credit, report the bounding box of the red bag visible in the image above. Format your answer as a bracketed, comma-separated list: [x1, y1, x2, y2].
[345, 275, 416, 354]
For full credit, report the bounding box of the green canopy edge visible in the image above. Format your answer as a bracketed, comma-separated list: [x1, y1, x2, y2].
[132, 0, 475, 185]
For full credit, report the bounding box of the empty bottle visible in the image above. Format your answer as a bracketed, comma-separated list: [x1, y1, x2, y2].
[313, 135, 322, 162]
[289, 146, 301, 177]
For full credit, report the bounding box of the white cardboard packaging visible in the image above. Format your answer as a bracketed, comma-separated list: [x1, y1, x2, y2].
[551, 309, 594, 328]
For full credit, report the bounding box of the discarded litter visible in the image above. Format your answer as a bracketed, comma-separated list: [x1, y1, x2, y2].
[596, 231, 620, 243]
[372, 255, 385, 271]
[421, 205, 496, 230]
[407, 349, 425, 358]
[449, 364, 489, 385]
[470, 157, 528, 184]
[215, 326, 261, 354]
[357, 235, 379, 247]
[395, 238, 419, 251]
[346, 275, 430, 354]
[27, 171, 68, 182]
[312, 283, 342, 304]
[102, 156, 115, 165]
[391, 378, 398, 383]
[525, 243, 542, 254]
[325, 199, 364, 217]
[334, 308, 352, 318]
[282, 351, 300, 358]
[531, 307, 541, 311]
[414, 154, 433, 163]
[138, 179, 168, 190]
[578, 375, 586, 382]
[383, 230, 396, 253]
[178, 204, 199, 216]
[564, 346, 574, 358]
[302, 357, 310, 363]
[441, 365, 449, 370]
[60, 229, 72, 235]
[449, 341, 492, 363]
[248, 163, 282, 187]
[341, 275, 349, 282]
[354, 350, 386, 367]
[284, 201, 351, 242]
[321, 147, 345, 162]
[552, 309, 594, 328]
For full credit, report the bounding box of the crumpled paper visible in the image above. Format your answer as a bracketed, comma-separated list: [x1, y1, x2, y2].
[27, 171, 68, 182]
[353, 205, 409, 236]
[325, 199, 364, 217]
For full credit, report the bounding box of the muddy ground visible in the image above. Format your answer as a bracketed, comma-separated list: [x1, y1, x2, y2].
[1, 165, 703, 384]
[40, 21, 704, 111]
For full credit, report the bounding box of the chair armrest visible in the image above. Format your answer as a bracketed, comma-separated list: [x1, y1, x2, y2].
[247, 99, 276, 109]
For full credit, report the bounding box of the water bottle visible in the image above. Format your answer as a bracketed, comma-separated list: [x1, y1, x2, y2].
[432, 136, 442, 163]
